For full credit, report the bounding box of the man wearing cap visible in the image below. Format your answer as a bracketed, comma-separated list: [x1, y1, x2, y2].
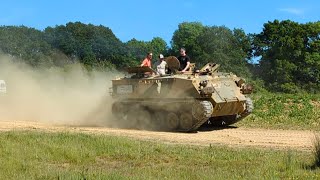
[140, 52, 153, 68]
[154, 54, 167, 76]
[177, 47, 191, 73]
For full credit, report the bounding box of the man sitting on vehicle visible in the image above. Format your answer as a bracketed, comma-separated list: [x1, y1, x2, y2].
[177, 47, 191, 73]
[154, 54, 167, 76]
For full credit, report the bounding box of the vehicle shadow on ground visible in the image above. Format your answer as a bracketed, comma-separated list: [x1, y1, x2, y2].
[67, 123, 239, 134]
[197, 125, 238, 132]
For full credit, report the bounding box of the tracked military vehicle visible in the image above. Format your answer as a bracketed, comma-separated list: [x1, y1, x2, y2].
[110, 56, 253, 132]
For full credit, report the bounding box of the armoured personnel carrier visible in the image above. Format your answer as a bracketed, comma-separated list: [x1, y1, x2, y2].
[110, 56, 253, 132]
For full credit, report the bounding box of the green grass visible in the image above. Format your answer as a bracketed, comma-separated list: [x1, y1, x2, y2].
[0, 131, 320, 179]
[311, 135, 320, 169]
[238, 93, 320, 130]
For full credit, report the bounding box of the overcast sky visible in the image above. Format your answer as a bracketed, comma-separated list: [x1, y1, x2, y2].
[0, 0, 319, 44]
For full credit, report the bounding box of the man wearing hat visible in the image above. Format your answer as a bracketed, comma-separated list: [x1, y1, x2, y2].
[154, 54, 167, 76]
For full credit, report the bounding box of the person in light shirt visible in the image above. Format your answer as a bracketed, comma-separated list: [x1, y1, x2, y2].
[154, 54, 167, 76]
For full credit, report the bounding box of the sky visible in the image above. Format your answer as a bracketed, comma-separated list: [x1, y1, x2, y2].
[0, 0, 319, 44]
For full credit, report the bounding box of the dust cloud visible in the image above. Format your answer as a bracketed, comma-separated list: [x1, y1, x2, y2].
[0, 55, 121, 126]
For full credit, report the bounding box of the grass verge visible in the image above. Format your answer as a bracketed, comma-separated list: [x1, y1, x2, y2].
[0, 130, 319, 179]
[238, 93, 320, 130]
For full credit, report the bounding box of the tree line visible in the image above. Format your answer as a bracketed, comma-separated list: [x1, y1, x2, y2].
[0, 20, 319, 93]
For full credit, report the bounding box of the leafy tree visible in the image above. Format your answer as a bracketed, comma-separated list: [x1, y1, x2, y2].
[149, 37, 167, 58]
[126, 37, 167, 66]
[171, 22, 251, 77]
[171, 22, 204, 58]
[44, 25, 77, 57]
[126, 38, 149, 65]
[0, 26, 58, 67]
[196, 26, 251, 76]
[44, 22, 128, 68]
[253, 20, 320, 92]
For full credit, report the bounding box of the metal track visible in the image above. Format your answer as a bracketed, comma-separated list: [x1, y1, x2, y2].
[112, 100, 215, 132]
[236, 97, 254, 121]
[189, 100, 213, 131]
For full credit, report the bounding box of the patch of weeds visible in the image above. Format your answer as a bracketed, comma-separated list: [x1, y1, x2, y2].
[304, 134, 320, 170]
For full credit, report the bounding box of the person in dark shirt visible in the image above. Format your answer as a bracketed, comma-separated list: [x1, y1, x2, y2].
[177, 47, 190, 73]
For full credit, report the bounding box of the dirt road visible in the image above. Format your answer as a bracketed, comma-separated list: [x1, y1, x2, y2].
[0, 120, 318, 151]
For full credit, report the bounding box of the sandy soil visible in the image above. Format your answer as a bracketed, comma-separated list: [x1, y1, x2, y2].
[0, 120, 318, 151]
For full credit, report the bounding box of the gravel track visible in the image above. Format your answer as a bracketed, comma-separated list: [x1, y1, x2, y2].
[0, 120, 317, 151]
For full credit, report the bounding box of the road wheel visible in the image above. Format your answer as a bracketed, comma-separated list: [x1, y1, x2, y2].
[126, 106, 141, 129]
[112, 102, 127, 121]
[179, 113, 194, 130]
[153, 111, 166, 131]
[165, 112, 179, 131]
[136, 109, 152, 130]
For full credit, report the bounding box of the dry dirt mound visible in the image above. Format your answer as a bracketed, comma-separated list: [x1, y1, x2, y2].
[0, 120, 317, 151]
